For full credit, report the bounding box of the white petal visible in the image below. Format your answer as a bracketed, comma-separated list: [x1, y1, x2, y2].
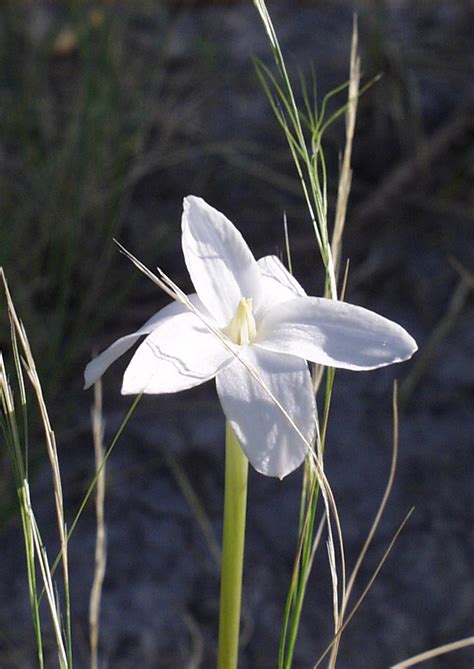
[257, 296, 418, 370]
[256, 255, 306, 315]
[182, 196, 262, 326]
[122, 307, 234, 394]
[84, 299, 192, 389]
[215, 346, 315, 478]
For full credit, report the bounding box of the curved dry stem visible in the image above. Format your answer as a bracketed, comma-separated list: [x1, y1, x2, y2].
[313, 507, 414, 669]
[89, 380, 107, 669]
[390, 636, 474, 669]
[327, 382, 400, 667]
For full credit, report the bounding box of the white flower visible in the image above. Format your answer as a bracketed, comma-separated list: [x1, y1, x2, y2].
[84, 196, 417, 478]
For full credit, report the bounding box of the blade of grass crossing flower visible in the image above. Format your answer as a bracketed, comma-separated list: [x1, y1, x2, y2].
[110, 247, 345, 571]
[157, 267, 347, 605]
[217, 423, 249, 669]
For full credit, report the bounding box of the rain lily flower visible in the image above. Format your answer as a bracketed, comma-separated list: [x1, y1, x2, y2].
[84, 196, 417, 478]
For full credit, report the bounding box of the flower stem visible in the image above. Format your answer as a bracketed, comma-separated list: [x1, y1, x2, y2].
[217, 422, 249, 669]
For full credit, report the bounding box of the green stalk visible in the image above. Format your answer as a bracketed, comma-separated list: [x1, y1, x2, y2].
[217, 422, 249, 669]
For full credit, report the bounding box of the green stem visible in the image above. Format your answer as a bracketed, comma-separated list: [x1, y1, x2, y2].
[217, 422, 249, 669]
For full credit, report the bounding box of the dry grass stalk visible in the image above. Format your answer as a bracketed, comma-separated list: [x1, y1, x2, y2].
[1, 267, 72, 661]
[313, 507, 414, 669]
[331, 15, 361, 281]
[89, 380, 107, 669]
[22, 481, 68, 668]
[327, 382, 400, 668]
[390, 636, 474, 668]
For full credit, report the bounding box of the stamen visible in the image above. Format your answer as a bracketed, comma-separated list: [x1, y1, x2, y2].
[225, 298, 257, 345]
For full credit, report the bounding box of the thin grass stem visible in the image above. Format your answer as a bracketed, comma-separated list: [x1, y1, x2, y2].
[390, 637, 474, 669]
[89, 381, 107, 669]
[1, 268, 74, 666]
[328, 382, 400, 667]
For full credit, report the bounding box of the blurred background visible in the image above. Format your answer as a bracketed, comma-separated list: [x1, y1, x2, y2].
[0, 1, 472, 667]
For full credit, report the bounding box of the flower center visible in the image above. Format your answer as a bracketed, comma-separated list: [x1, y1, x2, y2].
[225, 297, 257, 346]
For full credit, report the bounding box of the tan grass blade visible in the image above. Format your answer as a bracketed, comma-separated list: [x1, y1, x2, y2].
[89, 380, 107, 669]
[23, 481, 68, 668]
[1, 267, 72, 661]
[331, 15, 360, 281]
[390, 636, 474, 668]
